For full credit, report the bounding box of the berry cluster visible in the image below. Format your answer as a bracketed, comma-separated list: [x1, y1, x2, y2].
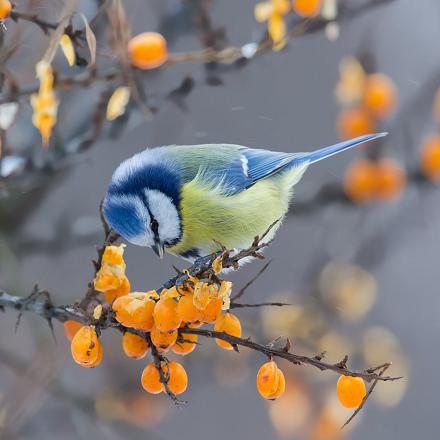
[65, 244, 369, 409]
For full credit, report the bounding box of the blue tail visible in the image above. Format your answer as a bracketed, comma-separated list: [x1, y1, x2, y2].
[294, 132, 387, 165]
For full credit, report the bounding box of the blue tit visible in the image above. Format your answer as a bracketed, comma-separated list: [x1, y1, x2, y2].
[103, 133, 386, 261]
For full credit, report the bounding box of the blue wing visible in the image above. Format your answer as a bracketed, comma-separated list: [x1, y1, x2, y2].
[229, 133, 387, 194]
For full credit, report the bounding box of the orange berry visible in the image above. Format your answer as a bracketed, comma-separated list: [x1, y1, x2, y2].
[163, 361, 188, 395]
[141, 363, 164, 394]
[362, 73, 397, 119]
[122, 332, 149, 359]
[214, 312, 242, 350]
[292, 0, 321, 17]
[256, 361, 285, 399]
[102, 245, 125, 267]
[375, 159, 406, 201]
[150, 326, 178, 352]
[112, 292, 155, 331]
[63, 320, 82, 342]
[0, 0, 12, 21]
[71, 326, 103, 368]
[343, 158, 377, 203]
[171, 333, 198, 355]
[153, 298, 181, 332]
[187, 321, 203, 328]
[420, 134, 440, 182]
[128, 32, 168, 70]
[200, 298, 222, 324]
[94, 265, 122, 291]
[336, 375, 366, 408]
[270, 367, 286, 399]
[104, 276, 131, 303]
[337, 107, 376, 140]
[177, 294, 202, 324]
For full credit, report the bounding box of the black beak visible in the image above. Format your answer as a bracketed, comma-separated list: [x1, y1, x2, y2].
[152, 241, 165, 259]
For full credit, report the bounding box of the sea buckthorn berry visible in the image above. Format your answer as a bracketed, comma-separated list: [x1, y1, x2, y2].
[193, 282, 219, 310]
[270, 367, 286, 399]
[71, 326, 103, 368]
[102, 244, 126, 268]
[150, 326, 178, 352]
[94, 265, 123, 292]
[153, 298, 181, 332]
[128, 32, 168, 70]
[292, 0, 322, 17]
[212, 256, 223, 274]
[171, 333, 198, 356]
[420, 134, 440, 182]
[104, 275, 131, 303]
[0, 0, 12, 21]
[336, 375, 366, 408]
[63, 320, 82, 342]
[163, 361, 188, 395]
[141, 363, 164, 394]
[201, 297, 222, 324]
[337, 107, 376, 140]
[112, 292, 156, 331]
[343, 158, 377, 203]
[375, 159, 406, 201]
[362, 73, 397, 119]
[177, 294, 202, 324]
[214, 312, 242, 350]
[256, 361, 284, 399]
[122, 332, 149, 359]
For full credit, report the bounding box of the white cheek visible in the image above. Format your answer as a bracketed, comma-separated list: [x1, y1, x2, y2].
[145, 189, 181, 242]
[128, 233, 155, 247]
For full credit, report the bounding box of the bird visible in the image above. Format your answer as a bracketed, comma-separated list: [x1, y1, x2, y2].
[103, 132, 386, 262]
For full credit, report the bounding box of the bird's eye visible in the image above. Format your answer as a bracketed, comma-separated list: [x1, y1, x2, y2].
[150, 218, 159, 233]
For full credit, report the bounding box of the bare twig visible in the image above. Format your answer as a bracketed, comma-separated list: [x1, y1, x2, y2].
[231, 260, 272, 301]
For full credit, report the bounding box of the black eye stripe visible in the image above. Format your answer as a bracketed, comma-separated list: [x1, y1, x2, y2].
[150, 218, 159, 233]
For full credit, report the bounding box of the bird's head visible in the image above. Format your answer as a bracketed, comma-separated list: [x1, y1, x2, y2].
[103, 153, 182, 258]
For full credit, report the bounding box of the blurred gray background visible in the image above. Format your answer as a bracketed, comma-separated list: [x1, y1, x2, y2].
[1, 0, 440, 439]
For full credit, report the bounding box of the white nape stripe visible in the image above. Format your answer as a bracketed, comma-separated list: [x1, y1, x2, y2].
[240, 154, 249, 177]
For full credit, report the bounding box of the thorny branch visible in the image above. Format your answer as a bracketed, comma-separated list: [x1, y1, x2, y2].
[0, 213, 401, 424]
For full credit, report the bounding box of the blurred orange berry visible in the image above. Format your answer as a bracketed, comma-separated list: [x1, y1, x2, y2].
[71, 326, 103, 368]
[292, 0, 321, 17]
[171, 333, 198, 356]
[344, 158, 377, 203]
[177, 294, 202, 324]
[150, 326, 178, 353]
[128, 32, 168, 70]
[112, 292, 156, 331]
[141, 363, 164, 394]
[214, 312, 242, 350]
[63, 320, 82, 342]
[200, 297, 223, 324]
[164, 361, 188, 395]
[104, 276, 131, 303]
[375, 159, 406, 201]
[0, 0, 12, 21]
[337, 107, 376, 140]
[420, 134, 440, 182]
[153, 298, 181, 332]
[362, 73, 397, 119]
[256, 360, 285, 399]
[122, 332, 149, 359]
[336, 375, 366, 408]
